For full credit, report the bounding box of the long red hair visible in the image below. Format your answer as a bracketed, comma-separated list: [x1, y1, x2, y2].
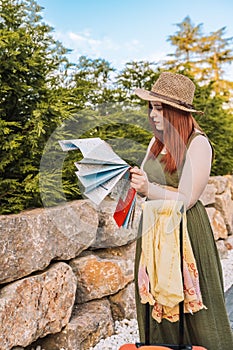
[148, 103, 201, 173]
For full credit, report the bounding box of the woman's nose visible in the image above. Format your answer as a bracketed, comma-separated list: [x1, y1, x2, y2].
[151, 110, 158, 118]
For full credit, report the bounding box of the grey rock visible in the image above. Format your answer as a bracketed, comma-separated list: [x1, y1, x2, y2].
[0, 262, 77, 350]
[0, 200, 98, 283]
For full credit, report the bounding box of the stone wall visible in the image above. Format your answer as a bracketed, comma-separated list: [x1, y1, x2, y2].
[199, 175, 233, 257]
[0, 176, 232, 350]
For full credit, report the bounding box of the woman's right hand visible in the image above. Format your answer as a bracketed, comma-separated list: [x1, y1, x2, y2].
[130, 166, 149, 197]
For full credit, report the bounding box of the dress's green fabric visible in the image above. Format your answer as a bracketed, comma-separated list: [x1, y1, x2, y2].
[135, 133, 233, 349]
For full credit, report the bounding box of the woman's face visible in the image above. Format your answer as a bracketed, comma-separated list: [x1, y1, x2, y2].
[150, 101, 164, 131]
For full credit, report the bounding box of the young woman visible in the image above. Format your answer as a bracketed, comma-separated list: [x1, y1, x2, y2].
[130, 72, 233, 349]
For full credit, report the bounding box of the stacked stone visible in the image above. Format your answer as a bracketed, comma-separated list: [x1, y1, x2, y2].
[0, 176, 232, 350]
[199, 175, 233, 259]
[0, 198, 142, 350]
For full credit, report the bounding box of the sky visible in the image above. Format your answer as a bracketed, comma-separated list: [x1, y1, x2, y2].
[37, 0, 233, 80]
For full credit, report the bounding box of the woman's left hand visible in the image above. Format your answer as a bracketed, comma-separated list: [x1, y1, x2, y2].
[130, 166, 149, 196]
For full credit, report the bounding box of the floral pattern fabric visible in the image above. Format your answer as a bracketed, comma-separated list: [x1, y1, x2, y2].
[138, 199, 207, 323]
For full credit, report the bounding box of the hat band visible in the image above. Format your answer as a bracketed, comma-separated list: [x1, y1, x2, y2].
[149, 91, 195, 110]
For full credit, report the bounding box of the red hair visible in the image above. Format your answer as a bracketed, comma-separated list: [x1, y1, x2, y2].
[148, 103, 201, 173]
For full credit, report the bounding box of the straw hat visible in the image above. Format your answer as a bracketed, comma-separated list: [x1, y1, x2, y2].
[135, 72, 203, 114]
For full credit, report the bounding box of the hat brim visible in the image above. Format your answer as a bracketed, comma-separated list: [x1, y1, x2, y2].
[134, 88, 203, 114]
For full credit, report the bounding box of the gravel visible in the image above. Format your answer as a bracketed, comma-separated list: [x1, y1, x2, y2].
[89, 318, 139, 350]
[221, 248, 233, 292]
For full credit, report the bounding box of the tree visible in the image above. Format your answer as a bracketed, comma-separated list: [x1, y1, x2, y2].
[198, 27, 233, 93]
[165, 16, 204, 75]
[72, 56, 118, 113]
[0, 0, 73, 213]
[116, 60, 159, 104]
[193, 83, 233, 175]
[166, 16, 233, 95]
[1, 3, 232, 215]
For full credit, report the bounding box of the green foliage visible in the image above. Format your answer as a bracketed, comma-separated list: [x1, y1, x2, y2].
[166, 16, 233, 94]
[72, 56, 119, 112]
[38, 107, 151, 207]
[0, 0, 75, 214]
[167, 16, 203, 62]
[116, 61, 159, 103]
[83, 107, 152, 166]
[1, 3, 232, 214]
[194, 84, 233, 175]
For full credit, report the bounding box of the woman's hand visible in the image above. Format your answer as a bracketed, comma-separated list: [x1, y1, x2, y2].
[130, 166, 149, 197]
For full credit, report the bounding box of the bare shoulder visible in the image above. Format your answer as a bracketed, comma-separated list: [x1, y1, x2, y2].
[188, 133, 212, 157]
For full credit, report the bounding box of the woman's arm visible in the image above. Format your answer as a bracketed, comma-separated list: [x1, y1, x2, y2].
[130, 135, 212, 209]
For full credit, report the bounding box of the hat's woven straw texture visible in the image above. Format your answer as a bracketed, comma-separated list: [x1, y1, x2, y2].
[135, 72, 202, 113]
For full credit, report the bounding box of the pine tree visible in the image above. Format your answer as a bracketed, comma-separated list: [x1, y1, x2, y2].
[198, 27, 233, 93]
[166, 16, 233, 95]
[165, 16, 204, 75]
[0, 0, 72, 213]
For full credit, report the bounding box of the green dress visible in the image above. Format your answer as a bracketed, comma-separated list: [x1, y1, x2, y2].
[135, 133, 233, 349]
